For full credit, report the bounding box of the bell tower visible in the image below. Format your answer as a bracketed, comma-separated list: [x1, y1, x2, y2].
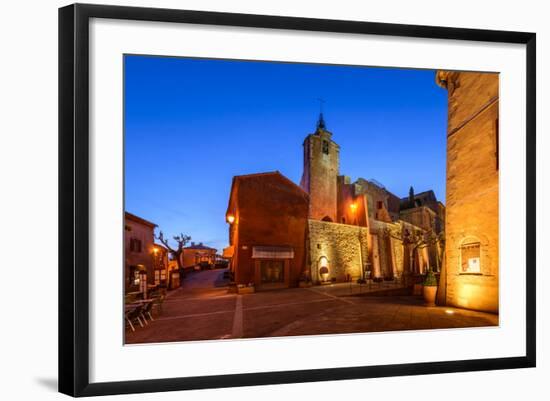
[300, 113, 340, 222]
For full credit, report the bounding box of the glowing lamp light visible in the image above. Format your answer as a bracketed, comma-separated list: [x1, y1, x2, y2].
[445, 309, 455, 315]
[350, 203, 357, 213]
[226, 214, 235, 224]
[153, 247, 159, 254]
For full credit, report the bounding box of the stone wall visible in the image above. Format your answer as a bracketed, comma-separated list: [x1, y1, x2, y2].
[370, 220, 408, 278]
[399, 206, 437, 232]
[308, 219, 369, 282]
[437, 71, 499, 313]
[391, 236, 405, 278]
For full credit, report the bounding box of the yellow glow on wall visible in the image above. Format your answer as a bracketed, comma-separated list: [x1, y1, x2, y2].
[226, 214, 235, 224]
[456, 283, 478, 309]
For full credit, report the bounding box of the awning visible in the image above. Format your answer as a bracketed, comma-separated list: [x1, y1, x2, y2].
[222, 246, 234, 258]
[252, 246, 294, 259]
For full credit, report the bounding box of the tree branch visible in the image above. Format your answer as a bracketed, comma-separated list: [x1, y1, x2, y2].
[156, 231, 176, 253]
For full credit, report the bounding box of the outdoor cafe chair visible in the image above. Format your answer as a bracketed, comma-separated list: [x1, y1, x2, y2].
[138, 305, 149, 326]
[125, 304, 145, 332]
[141, 300, 155, 322]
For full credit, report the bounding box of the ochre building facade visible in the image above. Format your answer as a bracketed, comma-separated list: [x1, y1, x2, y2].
[225, 172, 309, 289]
[181, 242, 217, 269]
[437, 71, 499, 313]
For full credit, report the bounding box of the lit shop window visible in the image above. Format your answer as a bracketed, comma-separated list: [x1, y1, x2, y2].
[460, 242, 481, 274]
[154, 270, 160, 285]
[132, 269, 140, 286]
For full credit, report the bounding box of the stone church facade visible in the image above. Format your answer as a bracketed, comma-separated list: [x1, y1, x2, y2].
[301, 114, 444, 285]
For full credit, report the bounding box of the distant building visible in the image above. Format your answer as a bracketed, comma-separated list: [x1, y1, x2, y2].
[436, 70, 499, 313]
[225, 172, 309, 289]
[399, 189, 445, 233]
[181, 242, 217, 269]
[124, 212, 157, 292]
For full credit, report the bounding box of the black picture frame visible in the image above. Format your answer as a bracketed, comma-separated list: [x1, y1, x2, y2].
[58, 3, 536, 397]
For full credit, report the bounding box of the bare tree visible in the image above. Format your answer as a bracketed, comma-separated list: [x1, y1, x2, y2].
[156, 231, 191, 271]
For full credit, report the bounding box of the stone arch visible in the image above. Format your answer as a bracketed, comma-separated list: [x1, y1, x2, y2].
[318, 256, 330, 282]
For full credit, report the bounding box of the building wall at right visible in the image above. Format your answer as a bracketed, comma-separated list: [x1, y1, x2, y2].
[437, 71, 499, 313]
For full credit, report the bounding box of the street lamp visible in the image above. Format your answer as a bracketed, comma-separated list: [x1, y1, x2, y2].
[152, 247, 159, 287]
[349, 201, 364, 283]
[226, 214, 235, 224]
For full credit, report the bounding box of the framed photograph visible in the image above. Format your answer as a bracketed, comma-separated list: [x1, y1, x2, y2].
[58, 3, 536, 397]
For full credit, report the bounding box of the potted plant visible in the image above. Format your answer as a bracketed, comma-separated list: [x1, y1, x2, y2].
[422, 270, 438, 306]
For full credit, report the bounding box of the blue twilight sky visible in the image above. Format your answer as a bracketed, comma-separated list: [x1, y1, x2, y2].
[124, 55, 448, 252]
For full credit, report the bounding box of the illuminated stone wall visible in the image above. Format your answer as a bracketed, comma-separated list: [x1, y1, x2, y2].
[437, 71, 499, 313]
[370, 220, 410, 279]
[391, 236, 405, 277]
[307, 219, 369, 283]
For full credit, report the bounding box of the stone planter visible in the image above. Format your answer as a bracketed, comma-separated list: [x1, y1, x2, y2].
[237, 285, 255, 294]
[423, 285, 437, 306]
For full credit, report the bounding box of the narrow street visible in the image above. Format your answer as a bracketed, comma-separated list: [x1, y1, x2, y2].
[125, 269, 498, 344]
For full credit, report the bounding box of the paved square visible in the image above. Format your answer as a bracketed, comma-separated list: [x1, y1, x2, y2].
[125, 269, 498, 344]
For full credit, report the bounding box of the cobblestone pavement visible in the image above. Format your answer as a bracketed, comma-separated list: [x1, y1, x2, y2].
[125, 270, 498, 344]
